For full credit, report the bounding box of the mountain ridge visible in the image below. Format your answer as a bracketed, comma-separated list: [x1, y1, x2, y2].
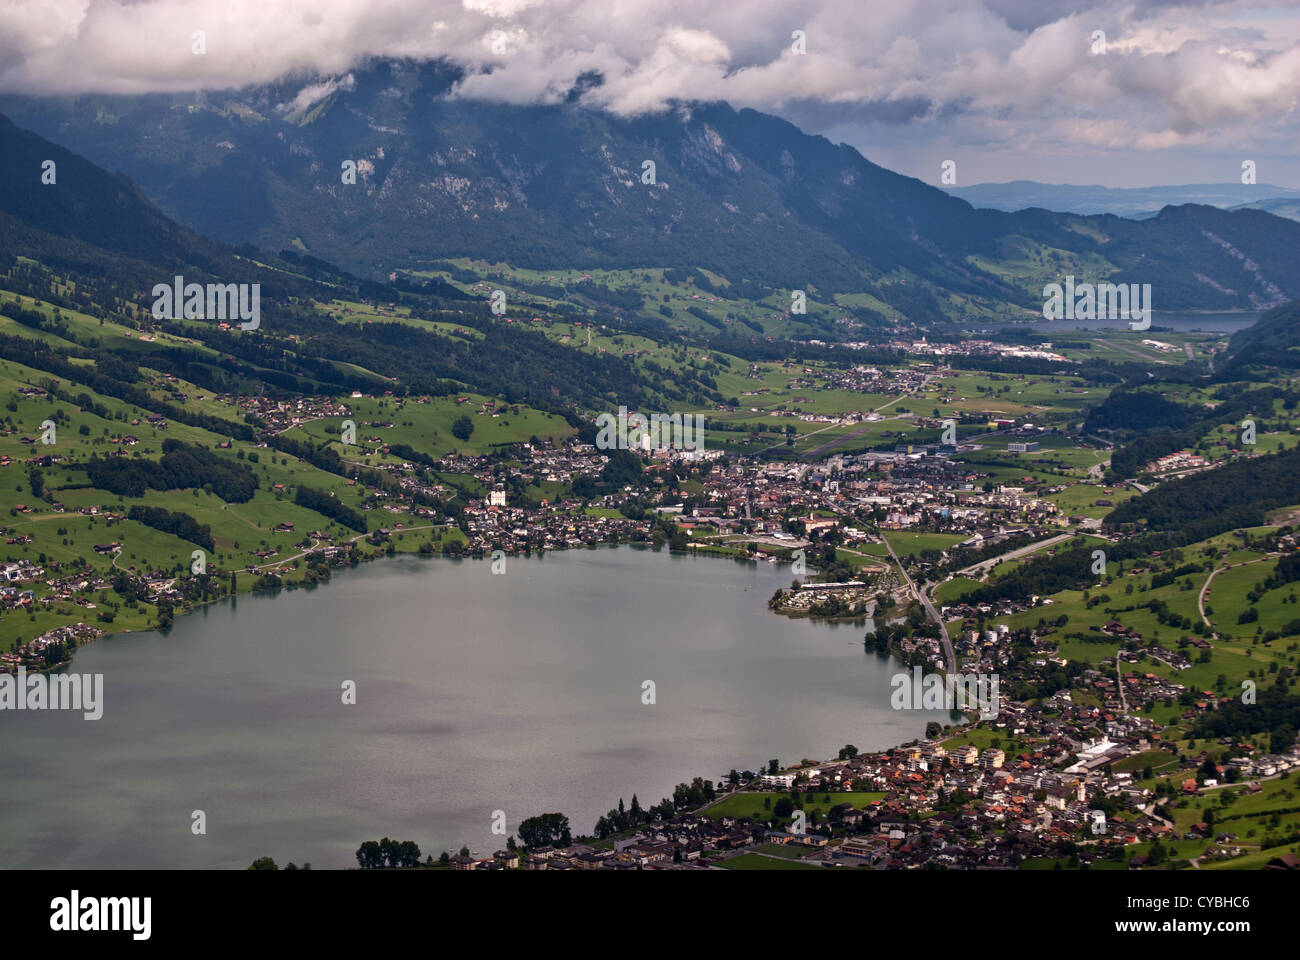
[945, 179, 1300, 220]
[4, 58, 1300, 323]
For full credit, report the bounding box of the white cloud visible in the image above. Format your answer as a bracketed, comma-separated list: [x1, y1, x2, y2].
[279, 73, 356, 114]
[0, 0, 1297, 175]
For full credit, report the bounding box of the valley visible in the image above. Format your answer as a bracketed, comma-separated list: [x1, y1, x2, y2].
[0, 94, 1297, 874]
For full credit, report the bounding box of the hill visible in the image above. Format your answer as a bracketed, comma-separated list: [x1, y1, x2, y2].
[1226, 299, 1300, 372]
[946, 180, 1300, 219]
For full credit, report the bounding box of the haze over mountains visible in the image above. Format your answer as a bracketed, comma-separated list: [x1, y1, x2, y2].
[5, 58, 1300, 323]
[945, 181, 1300, 221]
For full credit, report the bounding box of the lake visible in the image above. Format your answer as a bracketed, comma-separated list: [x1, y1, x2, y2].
[0, 547, 944, 868]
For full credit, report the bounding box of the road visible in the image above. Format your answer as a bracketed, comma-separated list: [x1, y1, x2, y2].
[1197, 552, 1276, 632]
[774, 371, 943, 459]
[250, 523, 444, 571]
[879, 531, 955, 673]
[1197, 565, 1220, 630]
[1115, 651, 1128, 717]
[951, 532, 1075, 579]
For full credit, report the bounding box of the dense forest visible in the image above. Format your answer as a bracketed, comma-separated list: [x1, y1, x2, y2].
[1092, 383, 1296, 477]
[81, 440, 259, 502]
[126, 505, 215, 552]
[1106, 444, 1300, 532]
[294, 485, 367, 533]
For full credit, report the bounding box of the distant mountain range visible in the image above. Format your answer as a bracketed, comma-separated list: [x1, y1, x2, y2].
[945, 180, 1300, 221]
[4, 58, 1300, 321]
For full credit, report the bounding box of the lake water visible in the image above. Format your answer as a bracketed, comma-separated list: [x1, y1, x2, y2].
[0, 547, 943, 868]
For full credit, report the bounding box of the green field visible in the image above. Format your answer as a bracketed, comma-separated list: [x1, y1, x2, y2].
[701, 791, 887, 822]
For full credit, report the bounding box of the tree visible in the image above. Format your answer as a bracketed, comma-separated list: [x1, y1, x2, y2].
[355, 840, 383, 869]
[1271, 724, 1297, 753]
[773, 797, 794, 818]
[517, 812, 572, 849]
[247, 856, 278, 870]
[451, 415, 474, 441]
[397, 840, 421, 868]
[1199, 755, 1219, 782]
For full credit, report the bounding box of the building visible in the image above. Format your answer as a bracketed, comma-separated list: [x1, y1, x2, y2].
[981, 748, 1005, 770]
[840, 836, 875, 859]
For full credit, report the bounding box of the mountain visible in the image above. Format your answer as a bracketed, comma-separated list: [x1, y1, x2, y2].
[5, 58, 1300, 321]
[0, 113, 235, 280]
[0, 117, 704, 414]
[1229, 196, 1300, 224]
[1226, 299, 1300, 372]
[945, 180, 1300, 220]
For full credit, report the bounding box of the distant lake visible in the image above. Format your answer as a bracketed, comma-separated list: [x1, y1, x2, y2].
[0, 548, 943, 868]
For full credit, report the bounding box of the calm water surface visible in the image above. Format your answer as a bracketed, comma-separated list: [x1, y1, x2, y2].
[0, 548, 943, 868]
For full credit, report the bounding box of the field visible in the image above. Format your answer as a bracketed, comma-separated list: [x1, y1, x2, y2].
[701, 791, 887, 822]
[882, 531, 966, 560]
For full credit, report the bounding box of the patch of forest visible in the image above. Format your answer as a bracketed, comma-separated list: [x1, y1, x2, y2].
[81, 439, 259, 502]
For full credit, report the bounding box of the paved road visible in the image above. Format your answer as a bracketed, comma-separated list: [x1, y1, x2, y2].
[1197, 565, 1220, 630]
[879, 530, 955, 673]
[1197, 552, 1276, 632]
[784, 372, 943, 459]
[251, 523, 443, 571]
[1115, 651, 1128, 717]
[952, 532, 1075, 579]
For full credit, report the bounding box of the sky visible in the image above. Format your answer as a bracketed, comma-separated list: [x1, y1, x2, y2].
[1, 0, 1298, 188]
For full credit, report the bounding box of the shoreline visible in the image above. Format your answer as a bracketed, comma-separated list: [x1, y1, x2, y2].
[17, 534, 855, 674]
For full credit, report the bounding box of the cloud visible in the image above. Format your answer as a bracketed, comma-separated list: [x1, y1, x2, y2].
[279, 73, 356, 114]
[0, 0, 1297, 161]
